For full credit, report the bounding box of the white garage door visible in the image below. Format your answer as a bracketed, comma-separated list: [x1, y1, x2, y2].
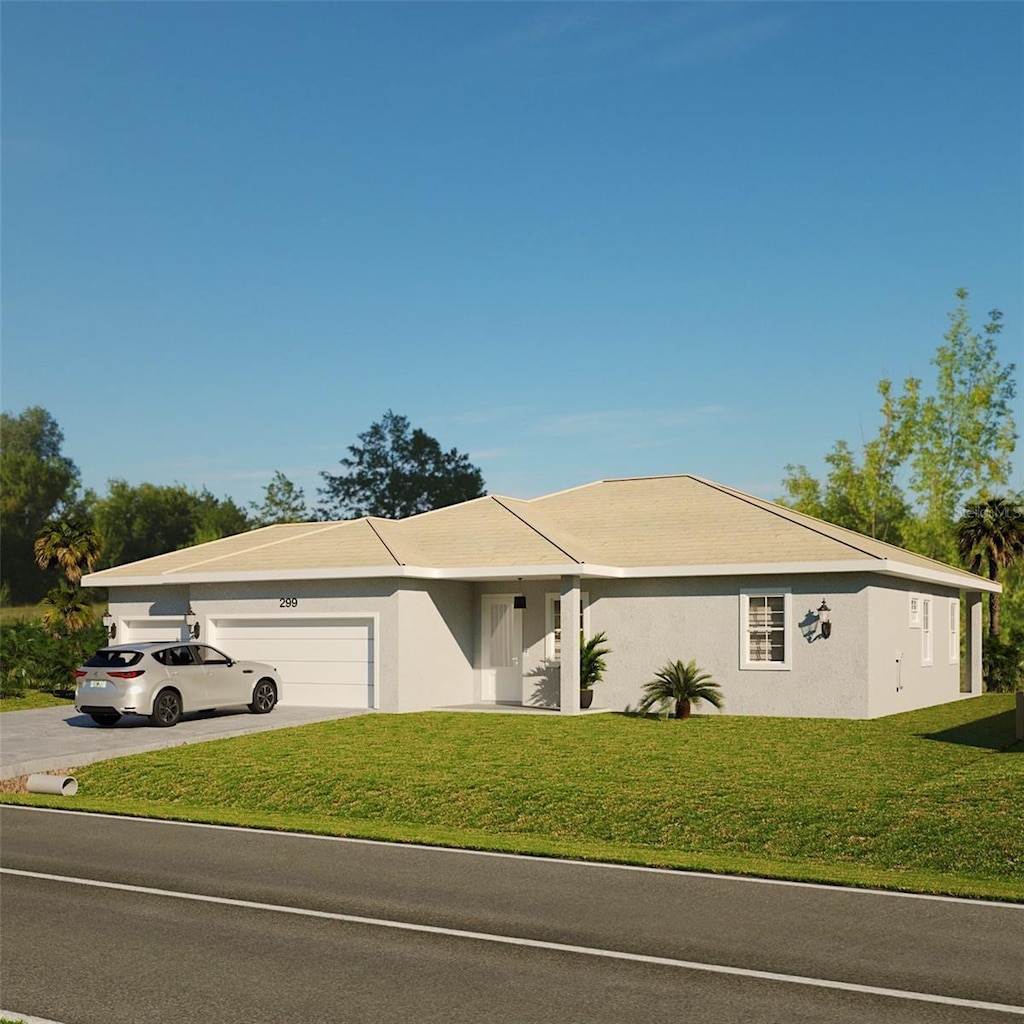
[122, 618, 186, 644]
[210, 617, 375, 709]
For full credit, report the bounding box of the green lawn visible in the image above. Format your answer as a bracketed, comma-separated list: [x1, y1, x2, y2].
[3, 695, 1021, 900]
[0, 689, 74, 712]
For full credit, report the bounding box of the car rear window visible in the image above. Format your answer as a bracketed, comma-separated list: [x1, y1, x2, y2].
[85, 649, 143, 669]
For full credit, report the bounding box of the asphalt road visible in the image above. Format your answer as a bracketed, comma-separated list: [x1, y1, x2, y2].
[2, 807, 1022, 1023]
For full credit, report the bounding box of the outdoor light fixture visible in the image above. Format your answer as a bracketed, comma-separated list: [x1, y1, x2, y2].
[185, 605, 201, 640]
[513, 578, 527, 610]
[102, 610, 116, 641]
[818, 600, 832, 640]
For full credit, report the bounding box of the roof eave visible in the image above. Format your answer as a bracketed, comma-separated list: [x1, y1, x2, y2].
[82, 557, 997, 591]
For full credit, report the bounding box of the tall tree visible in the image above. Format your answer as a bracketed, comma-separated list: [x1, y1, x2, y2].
[780, 378, 917, 545]
[192, 488, 250, 545]
[906, 292, 1017, 561]
[957, 495, 1024, 637]
[779, 290, 1016, 563]
[0, 407, 81, 602]
[250, 471, 311, 527]
[34, 516, 103, 584]
[319, 410, 486, 520]
[90, 480, 249, 567]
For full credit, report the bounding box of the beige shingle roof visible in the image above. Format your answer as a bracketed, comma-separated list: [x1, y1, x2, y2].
[85, 474, 993, 590]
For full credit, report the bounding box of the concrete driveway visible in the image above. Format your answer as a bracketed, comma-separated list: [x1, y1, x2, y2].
[0, 704, 369, 779]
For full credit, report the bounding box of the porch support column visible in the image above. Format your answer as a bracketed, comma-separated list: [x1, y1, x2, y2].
[966, 592, 983, 695]
[559, 575, 582, 715]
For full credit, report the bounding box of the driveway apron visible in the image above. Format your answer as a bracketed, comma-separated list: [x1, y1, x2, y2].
[0, 705, 368, 779]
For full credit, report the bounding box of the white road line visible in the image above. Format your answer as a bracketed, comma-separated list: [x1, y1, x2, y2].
[5, 806, 1022, 909]
[5, 867, 1024, 1016]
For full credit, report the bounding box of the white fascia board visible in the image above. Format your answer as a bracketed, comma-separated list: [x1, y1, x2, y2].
[872, 560, 1000, 593]
[83, 558, 995, 592]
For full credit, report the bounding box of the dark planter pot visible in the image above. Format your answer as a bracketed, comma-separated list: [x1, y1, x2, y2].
[580, 688, 594, 710]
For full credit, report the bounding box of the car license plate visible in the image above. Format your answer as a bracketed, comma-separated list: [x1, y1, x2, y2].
[87, 679, 107, 688]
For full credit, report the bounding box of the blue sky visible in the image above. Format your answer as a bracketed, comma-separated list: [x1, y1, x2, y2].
[3, 1, 1022, 514]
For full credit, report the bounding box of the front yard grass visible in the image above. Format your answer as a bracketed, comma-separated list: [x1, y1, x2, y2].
[3, 694, 1021, 900]
[0, 690, 74, 712]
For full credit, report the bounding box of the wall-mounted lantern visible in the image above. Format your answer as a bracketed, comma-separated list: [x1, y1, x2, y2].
[818, 599, 832, 640]
[185, 606, 201, 640]
[513, 578, 527, 610]
[102, 610, 116, 641]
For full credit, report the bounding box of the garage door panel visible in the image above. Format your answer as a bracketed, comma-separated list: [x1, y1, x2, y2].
[123, 620, 185, 644]
[210, 617, 374, 709]
[217, 637, 373, 666]
[283, 682, 370, 707]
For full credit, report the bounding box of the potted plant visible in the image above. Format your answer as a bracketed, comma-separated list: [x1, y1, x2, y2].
[579, 631, 611, 709]
[635, 659, 724, 719]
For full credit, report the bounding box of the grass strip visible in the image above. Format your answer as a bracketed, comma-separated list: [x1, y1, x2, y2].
[3, 694, 1021, 901]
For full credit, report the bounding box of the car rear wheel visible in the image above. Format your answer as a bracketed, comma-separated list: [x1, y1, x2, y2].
[150, 688, 183, 727]
[89, 712, 121, 727]
[249, 679, 277, 714]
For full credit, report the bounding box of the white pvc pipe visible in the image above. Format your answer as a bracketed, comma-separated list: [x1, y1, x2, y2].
[26, 774, 78, 796]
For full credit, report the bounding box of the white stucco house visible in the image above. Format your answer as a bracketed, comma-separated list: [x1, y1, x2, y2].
[82, 475, 997, 719]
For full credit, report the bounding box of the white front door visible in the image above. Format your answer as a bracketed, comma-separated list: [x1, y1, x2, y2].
[480, 596, 522, 703]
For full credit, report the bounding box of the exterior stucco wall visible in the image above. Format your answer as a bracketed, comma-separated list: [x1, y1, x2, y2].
[395, 581, 475, 712]
[867, 581, 963, 718]
[106, 585, 191, 623]
[583, 575, 871, 718]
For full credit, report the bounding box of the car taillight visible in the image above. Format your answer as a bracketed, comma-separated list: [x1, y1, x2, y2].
[73, 670, 88, 678]
[108, 670, 145, 679]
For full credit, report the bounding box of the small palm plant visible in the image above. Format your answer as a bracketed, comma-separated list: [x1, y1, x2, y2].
[636, 659, 724, 720]
[580, 631, 611, 690]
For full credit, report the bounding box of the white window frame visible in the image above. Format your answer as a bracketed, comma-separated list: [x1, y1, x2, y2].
[909, 593, 922, 628]
[921, 596, 933, 666]
[740, 588, 792, 671]
[545, 592, 590, 662]
[948, 598, 959, 665]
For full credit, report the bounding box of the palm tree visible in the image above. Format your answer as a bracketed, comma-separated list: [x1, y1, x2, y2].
[957, 495, 1024, 637]
[636, 659, 724, 720]
[40, 582, 93, 635]
[34, 516, 103, 584]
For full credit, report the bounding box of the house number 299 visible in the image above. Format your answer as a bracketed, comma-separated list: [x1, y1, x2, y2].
[279, 597, 299, 608]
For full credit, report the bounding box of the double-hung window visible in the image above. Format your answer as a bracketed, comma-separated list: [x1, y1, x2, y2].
[740, 589, 791, 670]
[948, 598, 960, 665]
[921, 597, 933, 666]
[545, 593, 589, 662]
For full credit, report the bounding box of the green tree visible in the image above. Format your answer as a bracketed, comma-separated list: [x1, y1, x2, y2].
[906, 292, 1017, 561]
[635, 659, 724, 720]
[781, 378, 917, 545]
[34, 516, 103, 584]
[0, 407, 81, 601]
[319, 410, 486, 520]
[250, 471, 310, 527]
[40, 582, 94, 635]
[91, 480, 249, 567]
[779, 291, 1016, 563]
[192, 488, 250, 545]
[956, 496, 1024, 638]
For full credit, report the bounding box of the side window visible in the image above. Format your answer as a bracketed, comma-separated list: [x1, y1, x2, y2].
[948, 599, 960, 665]
[921, 598, 933, 666]
[545, 593, 589, 661]
[740, 590, 792, 670]
[154, 646, 195, 667]
[193, 645, 230, 665]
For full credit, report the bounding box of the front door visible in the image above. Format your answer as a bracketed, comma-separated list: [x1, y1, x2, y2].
[480, 596, 522, 703]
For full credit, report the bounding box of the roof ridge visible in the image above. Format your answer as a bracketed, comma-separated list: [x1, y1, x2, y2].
[490, 496, 586, 563]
